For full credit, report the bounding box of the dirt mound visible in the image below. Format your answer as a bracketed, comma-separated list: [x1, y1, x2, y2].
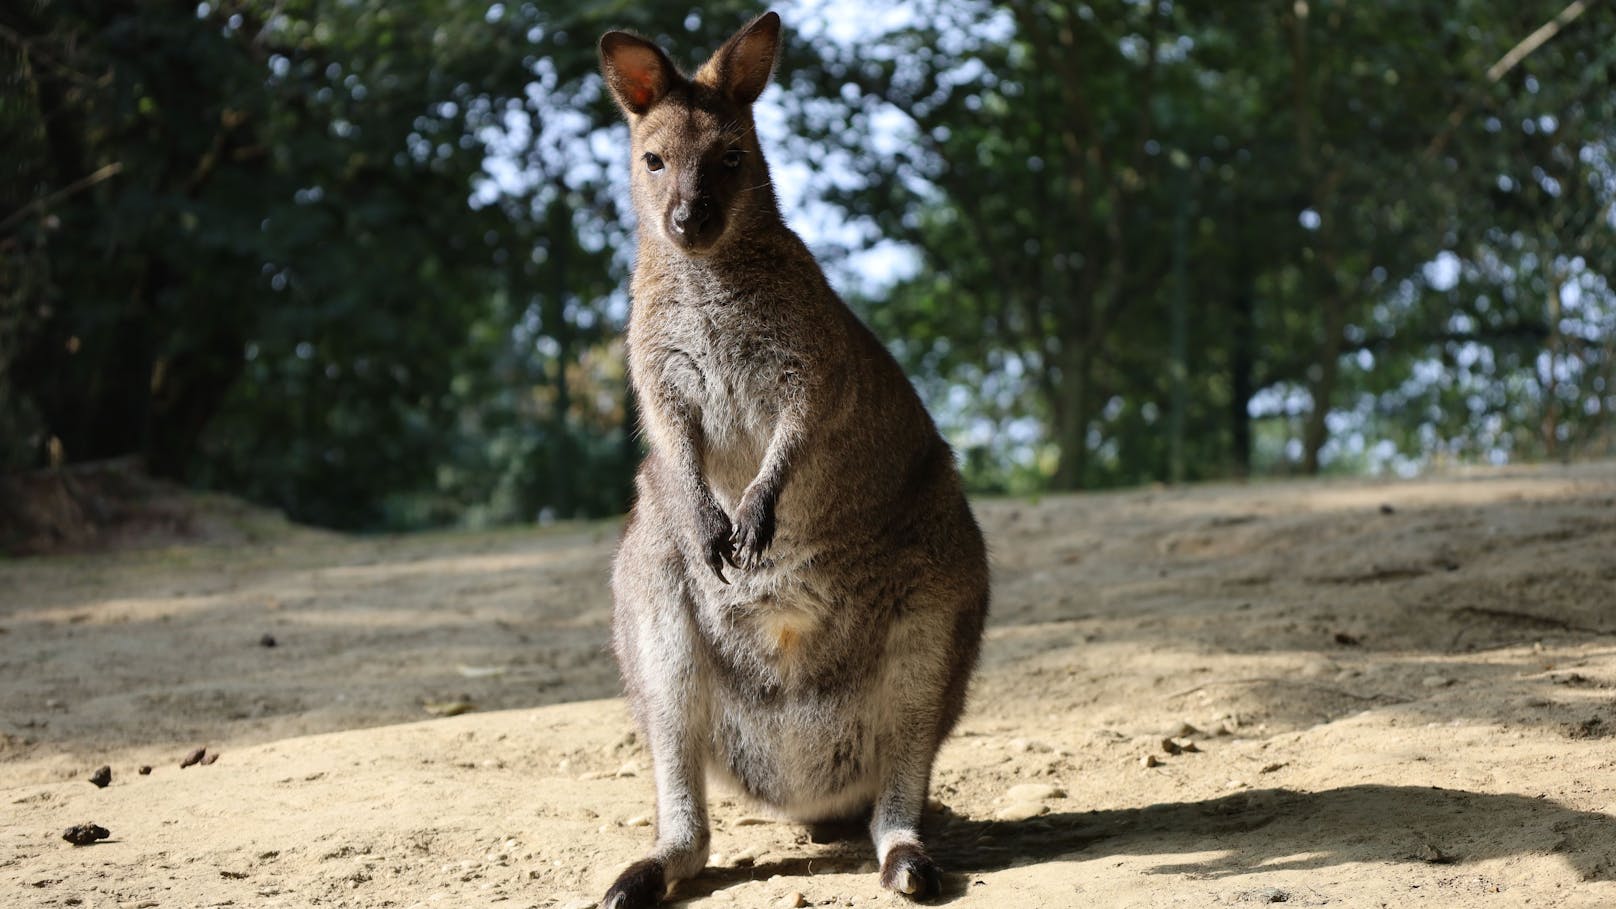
[0, 459, 314, 555]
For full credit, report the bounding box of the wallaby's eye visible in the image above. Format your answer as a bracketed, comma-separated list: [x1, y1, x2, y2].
[643, 153, 664, 173]
[722, 149, 743, 169]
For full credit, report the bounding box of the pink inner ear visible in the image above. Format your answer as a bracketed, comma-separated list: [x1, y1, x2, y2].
[627, 76, 655, 110]
[606, 38, 672, 112]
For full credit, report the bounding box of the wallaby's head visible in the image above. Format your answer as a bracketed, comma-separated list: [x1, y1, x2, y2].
[599, 12, 782, 255]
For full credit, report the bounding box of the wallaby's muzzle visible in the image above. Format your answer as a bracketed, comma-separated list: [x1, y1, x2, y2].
[666, 196, 717, 251]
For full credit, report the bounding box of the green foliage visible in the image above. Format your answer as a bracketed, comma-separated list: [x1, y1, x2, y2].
[803, 0, 1615, 487]
[4, 0, 1612, 531]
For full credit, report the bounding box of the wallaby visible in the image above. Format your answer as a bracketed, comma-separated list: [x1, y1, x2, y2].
[597, 11, 989, 907]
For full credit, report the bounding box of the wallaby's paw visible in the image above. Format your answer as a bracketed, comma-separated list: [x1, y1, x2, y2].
[879, 844, 942, 901]
[603, 858, 666, 909]
[696, 502, 736, 583]
[730, 487, 777, 570]
[705, 532, 736, 584]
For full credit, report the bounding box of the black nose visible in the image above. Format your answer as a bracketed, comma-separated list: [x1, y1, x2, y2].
[671, 198, 710, 235]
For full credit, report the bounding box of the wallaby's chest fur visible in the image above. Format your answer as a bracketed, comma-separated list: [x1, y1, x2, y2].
[630, 254, 820, 506]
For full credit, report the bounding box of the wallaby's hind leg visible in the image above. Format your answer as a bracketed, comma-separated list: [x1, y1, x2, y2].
[869, 739, 942, 900]
[602, 735, 709, 908]
[867, 640, 948, 901]
[606, 529, 712, 908]
[867, 581, 984, 902]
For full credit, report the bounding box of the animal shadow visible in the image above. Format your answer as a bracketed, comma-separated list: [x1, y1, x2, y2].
[677, 784, 1616, 903]
[929, 784, 1614, 899]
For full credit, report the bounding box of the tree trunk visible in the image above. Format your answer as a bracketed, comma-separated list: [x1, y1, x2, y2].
[1051, 341, 1093, 490]
[1302, 289, 1344, 474]
[1228, 277, 1255, 478]
[1539, 274, 1563, 459]
[545, 190, 574, 519]
[1167, 172, 1190, 484]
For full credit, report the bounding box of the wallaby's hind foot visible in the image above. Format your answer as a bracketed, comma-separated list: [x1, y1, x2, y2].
[880, 842, 943, 901]
[603, 858, 666, 909]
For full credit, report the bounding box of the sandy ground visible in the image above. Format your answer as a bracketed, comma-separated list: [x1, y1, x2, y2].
[4, 462, 1616, 908]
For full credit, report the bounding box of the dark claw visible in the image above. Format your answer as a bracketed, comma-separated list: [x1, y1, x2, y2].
[730, 493, 776, 571]
[880, 843, 942, 901]
[700, 506, 735, 583]
[604, 858, 666, 909]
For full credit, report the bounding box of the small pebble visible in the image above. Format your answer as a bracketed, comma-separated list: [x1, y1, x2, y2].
[993, 801, 1048, 821]
[1005, 783, 1065, 801]
[200, 753, 220, 766]
[1140, 754, 1160, 768]
[88, 765, 111, 788]
[1422, 676, 1454, 688]
[615, 761, 640, 778]
[259, 633, 277, 648]
[137, 765, 152, 775]
[1166, 721, 1200, 738]
[63, 823, 110, 846]
[1259, 762, 1288, 774]
[780, 893, 807, 909]
[623, 815, 651, 827]
[1378, 503, 1396, 515]
[180, 747, 207, 768]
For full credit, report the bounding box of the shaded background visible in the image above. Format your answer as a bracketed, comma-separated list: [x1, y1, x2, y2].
[3, 0, 1613, 532]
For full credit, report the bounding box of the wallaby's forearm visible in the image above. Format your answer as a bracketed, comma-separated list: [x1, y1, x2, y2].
[731, 404, 808, 568]
[643, 380, 736, 581]
[749, 414, 802, 503]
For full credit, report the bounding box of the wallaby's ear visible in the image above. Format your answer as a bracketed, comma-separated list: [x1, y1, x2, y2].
[700, 11, 781, 105]
[600, 31, 681, 117]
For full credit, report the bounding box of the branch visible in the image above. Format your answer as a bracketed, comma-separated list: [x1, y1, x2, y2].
[0, 162, 124, 233]
[1425, 0, 1599, 160]
[1487, 0, 1592, 82]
